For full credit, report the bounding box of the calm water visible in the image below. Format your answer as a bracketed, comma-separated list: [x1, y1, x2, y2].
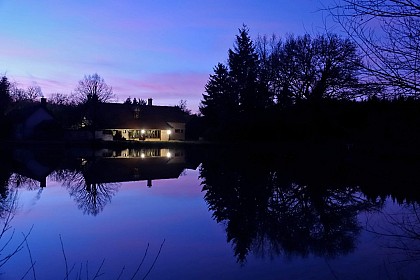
[0, 145, 419, 279]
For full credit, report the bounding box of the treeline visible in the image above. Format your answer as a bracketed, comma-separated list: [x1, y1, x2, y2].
[199, 145, 420, 262]
[0, 74, 111, 138]
[0, 73, 170, 140]
[197, 24, 420, 147]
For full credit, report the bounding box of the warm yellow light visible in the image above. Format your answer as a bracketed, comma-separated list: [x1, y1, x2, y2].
[141, 129, 145, 134]
[167, 130, 171, 135]
[141, 153, 145, 158]
[166, 152, 172, 158]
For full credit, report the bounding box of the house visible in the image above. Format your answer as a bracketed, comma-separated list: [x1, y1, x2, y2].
[82, 147, 198, 187]
[83, 98, 187, 141]
[7, 98, 62, 140]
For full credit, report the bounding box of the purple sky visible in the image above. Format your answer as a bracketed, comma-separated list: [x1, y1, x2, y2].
[0, 0, 337, 112]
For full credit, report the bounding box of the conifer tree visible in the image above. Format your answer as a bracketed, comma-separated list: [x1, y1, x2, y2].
[0, 76, 11, 116]
[228, 25, 268, 112]
[200, 63, 236, 126]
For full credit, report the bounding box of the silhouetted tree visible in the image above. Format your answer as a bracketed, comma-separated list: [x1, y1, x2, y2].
[123, 97, 146, 106]
[367, 203, 420, 262]
[124, 97, 132, 104]
[25, 85, 43, 100]
[0, 76, 11, 117]
[199, 148, 381, 262]
[49, 92, 75, 106]
[54, 169, 120, 216]
[73, 73, 115, 104]
[228, 25, 270, 112]
[200, 63, 237, 126]
[5, 83, 43, 106]
[255, 34, 282, 106]
[176, 99, 191, 115]
[8, 83, 42, 103]
[329, 0, 420, 96]
[0, 76, 12, 139]
[9, 84, 26, 103]
[273, 34, 363, 104]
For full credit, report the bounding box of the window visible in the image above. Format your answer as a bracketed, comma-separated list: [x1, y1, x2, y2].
[147, 130, 161, 139]
[129, 130, 142, 139]
[133, 107, 140, 119]
[175, 129, 184, 133]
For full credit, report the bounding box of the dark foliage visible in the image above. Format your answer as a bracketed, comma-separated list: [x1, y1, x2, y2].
[198, 26, 374, 142]
[0, 76, 12, 139]
[74, 73, 115, 104]
[0, 76, 11, 116]
[329, 0, 420, 96]
[199, 143, 420, 262]
[228, 25, 270, 112]
[199, 146, 380, 262]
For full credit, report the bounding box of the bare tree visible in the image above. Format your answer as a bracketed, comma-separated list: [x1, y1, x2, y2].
[26, 85, 43, 100]
[366, 203, 420, 262]
[48, 92, 75, 106]
[177, 99, 191, 114]
[9, 83, 26, 102]
[73, 73, 115, 104]
[329, 0, 420, 97]
[0, 76, 11, 117]
[9, 83, 43, 103]
[0, 190, 32, 268]
[265, 33, 364, 104]
[53, 169, 120, 216]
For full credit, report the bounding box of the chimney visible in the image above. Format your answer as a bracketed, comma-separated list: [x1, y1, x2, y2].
[40, 177, 46, 188]
[41, 97, 47, 107]
[147, 98, 153, 106]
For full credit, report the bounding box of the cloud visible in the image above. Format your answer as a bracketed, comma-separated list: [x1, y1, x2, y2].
[109, 72, 208, 112]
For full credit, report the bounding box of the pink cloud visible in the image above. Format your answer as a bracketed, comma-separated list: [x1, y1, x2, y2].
[109, 72, 209, 112]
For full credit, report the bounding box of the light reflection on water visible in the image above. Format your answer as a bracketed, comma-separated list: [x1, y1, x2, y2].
[0, 146, 418, 279]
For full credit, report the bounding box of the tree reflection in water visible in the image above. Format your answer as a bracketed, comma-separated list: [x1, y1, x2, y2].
[366, 202, 420, 263]
[51, 169, 120, 216]
[200, 150, 383, 263]
[7, 174, 41, 190]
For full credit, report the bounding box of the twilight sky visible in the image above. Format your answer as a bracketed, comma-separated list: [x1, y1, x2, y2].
[0, 0, 337, 112]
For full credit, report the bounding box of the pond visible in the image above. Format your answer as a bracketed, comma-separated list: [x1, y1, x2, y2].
[0, 145, 419, 279]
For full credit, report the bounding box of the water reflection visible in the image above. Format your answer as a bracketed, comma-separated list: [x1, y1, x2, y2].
[366, 202, 420, 263]
[0, 146, 198, 216]
[52, 169, 120, 216]
[200, 149, 383, 262]
[0, 144, 419, 275]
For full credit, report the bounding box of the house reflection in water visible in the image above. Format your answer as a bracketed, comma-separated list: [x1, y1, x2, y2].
[2, 147, 198, 189]
[7, 148, 65, 188]
[82, 148, 197, 187]
[1, 146, 198, 215]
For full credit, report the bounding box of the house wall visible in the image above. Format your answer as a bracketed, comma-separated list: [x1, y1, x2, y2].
[160, 129, 171, 141]
[167, 122, 186, 141]
[95, 130, 113, 141]
[95, 129, 130, 141]
[18, 108, 55, 139]
[121, 130, 130, 140]
[95, 125, 185, 142]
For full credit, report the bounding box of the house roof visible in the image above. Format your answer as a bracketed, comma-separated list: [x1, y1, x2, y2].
[82, 157, 188, 184]
[88, 103, 186, 130]
[6, 101, 55, 124]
